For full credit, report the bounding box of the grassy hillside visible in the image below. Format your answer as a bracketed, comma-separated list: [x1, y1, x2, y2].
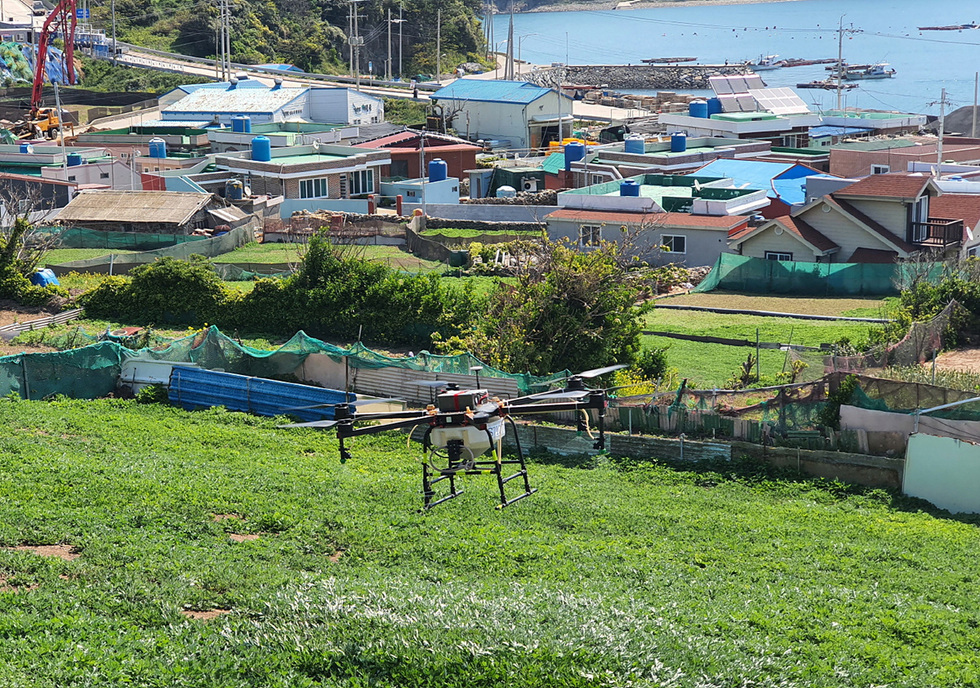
[1, 399, 978, 685]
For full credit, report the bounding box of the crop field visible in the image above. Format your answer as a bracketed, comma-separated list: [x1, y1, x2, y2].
[2, 399, 979, 686]
[659, 291, 898, 318]
[42, 249, 138, 266]
[644, 299, 883, 388]
[213, 243, 447, 273]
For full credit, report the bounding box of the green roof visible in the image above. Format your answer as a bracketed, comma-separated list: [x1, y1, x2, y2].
[541, 152, 565, 174]
[830, 139, 921, 152]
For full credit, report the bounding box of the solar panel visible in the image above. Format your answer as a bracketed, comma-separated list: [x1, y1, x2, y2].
[743, 75, 766, 90]
[716, 94, 740, 112]
[736, 94, 757, 112]
[749, 87, 811, 115]
[709, 75, 737, 95]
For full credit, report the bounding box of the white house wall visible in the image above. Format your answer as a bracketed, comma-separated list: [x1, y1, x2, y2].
[737, 230, 818, 262]
[904, 433, 980, 514]
[308, 89, 383, 125]
[444, 91, 566, 149]
[800, 204, 900, 259]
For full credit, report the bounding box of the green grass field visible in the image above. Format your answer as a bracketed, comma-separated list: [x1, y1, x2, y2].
[213, 243, 447, 273]
[1, 399, 978, 686]
[42, 249, 137, 266]
[659, 291, 898, 318]
[643, 304, 881, 387]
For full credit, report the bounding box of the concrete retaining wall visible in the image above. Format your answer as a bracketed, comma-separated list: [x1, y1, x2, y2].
[497, 423, 904, 490]
[404, 203, 559, 223]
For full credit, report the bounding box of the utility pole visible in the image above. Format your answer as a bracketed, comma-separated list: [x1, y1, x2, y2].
[387, 8, 392, 81]
[973, 72, 978, 139]
[398, 4, 403, 79]
[834, 17, 860, 112]
[436, 9, 441, 85]
[936, 87, 949, 173]
[347, 0, 365, 90]
[505, 0, 514, 80]
[111, 0, 117, 66]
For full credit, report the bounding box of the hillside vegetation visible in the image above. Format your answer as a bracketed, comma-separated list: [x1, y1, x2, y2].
[91, 0, 488, 76]
[1, 398, 978, 685]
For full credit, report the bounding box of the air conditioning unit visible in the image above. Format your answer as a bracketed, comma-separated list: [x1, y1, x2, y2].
[521, 177, 538, 192]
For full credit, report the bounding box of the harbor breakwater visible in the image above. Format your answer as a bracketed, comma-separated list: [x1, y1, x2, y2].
[523, 64, 751, 90]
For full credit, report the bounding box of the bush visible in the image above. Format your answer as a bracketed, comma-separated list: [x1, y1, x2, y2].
[634, 347, 669, 381]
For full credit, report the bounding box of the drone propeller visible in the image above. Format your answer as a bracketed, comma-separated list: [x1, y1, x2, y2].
[526, 389, 591, 401]
[572, 363, 629, 379]
[276, 419, 340, 430]
[281, 398, 401, 413]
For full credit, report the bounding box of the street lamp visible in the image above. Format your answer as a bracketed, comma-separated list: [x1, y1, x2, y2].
[494, 40, 508, 79]
[388, 8, 406, 81]
[517, 33, 538, 77]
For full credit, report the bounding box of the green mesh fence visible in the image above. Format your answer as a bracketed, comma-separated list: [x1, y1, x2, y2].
[43, 227, 209, 250]
[848, 375, 980, 422]
[47, 224, 257, 276]
[0, 326, 567, 400]
[694, 253, 942, 296]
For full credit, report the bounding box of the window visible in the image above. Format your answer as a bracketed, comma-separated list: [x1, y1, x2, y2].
[299, 177, 329, 199]
[910, 195, 929, 242]
[765, 251, 793, 261]
[579, 224, 601, 247]
[870, 164, 890, 175]
[67, 175, 76, 181]
[100, 172, 110, 179]
[662, 234, 686, 254]
[589, 173, 605, 186]
[349, 169, 374, 195]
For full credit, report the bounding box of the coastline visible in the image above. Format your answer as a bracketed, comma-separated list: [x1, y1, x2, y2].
[522, 0, 805, 14]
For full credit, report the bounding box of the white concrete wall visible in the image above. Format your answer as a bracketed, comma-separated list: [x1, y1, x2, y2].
[904, 433, 980, 514]
[42, 160, 141, 191]
[308, 88, 383, 125]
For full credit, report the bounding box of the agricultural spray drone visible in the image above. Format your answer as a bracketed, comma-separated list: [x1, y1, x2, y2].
[279, 364, 626, 509]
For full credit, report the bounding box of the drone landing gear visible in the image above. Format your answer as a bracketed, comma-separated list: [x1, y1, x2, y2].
[422, 438, 537, 510]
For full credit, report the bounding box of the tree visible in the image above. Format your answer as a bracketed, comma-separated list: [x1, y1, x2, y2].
[448, 238, 651, 375]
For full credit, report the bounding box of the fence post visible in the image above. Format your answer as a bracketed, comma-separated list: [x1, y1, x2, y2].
[368, 194, 376, 214]
[396, 194, 403, 216]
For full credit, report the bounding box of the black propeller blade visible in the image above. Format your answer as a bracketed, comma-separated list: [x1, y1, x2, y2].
[281, 398, 401, 413]
[276, 420, 340, 430]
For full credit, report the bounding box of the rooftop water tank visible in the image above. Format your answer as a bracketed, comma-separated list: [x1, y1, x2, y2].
[148, 137, 167, 159]
[66, 152, 82, 167]
[225, 179, 244, 201]
[251, 135, 272, 162]
[689, 100, 708, 119]
[428, 158, 448, 183]
[496, 185, 517, 198]
[620, 179, 640, 197]
[564, 140, 585, 171]
[707, 97, 723, 116]
[231, 115, 252, 133]
[670, 133, 687, 153]
[624, 136, 645, 154]
[19, 142, 33, 154]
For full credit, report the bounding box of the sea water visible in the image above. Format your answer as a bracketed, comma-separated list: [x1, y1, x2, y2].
[495, 0, 980, 115]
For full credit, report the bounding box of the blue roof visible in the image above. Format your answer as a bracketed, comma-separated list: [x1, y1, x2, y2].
[809, 125, 875, 139]
[177, 80, 270, 95]
[691, 159, 819, 205]
[432, 79, 567, 104]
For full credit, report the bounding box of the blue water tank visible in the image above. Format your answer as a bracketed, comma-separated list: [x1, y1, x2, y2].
[624, 136, 645, 154]
[231, 116, 245, 133]
[225, 179, 244, 200]
[29, 268, 59, 288]
[707, 97, 723, 117]
[620, 179, 640, 197]
[19, 142, 33, 154]
[428, 158, 448, 182]
[251, 135, 272, 162]
[66, 152, 82, 167]
[241, 116, 251, 133]
[670, 133, 687, 153]
[564, 141, 586, 170]
[148, 137, 167, 158]
[689, 100, 709, 118]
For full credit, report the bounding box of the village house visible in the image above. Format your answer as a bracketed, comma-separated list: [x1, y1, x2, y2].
[728, 173, 963, 263]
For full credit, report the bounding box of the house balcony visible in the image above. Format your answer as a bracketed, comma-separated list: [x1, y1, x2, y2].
[910, 218, 962, 248]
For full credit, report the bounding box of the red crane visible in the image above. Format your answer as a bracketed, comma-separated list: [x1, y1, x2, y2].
[30, 0, 78, 115]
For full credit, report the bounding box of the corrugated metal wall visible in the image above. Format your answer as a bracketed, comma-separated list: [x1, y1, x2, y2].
[169, 367, 351, 421]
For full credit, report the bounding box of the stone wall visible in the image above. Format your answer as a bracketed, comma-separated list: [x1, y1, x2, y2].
[525, 64, 750, 91]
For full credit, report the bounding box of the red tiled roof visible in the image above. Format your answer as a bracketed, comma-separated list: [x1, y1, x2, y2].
[545, 209, 747, 230]
[931, 194, 980, 237]
[833, 173, 933, 201]
[729, 215, 839, 253]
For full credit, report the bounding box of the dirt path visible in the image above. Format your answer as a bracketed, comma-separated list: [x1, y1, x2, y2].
[935, 349, 980, 373]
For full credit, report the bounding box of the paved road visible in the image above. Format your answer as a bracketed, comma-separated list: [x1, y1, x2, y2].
[114, 50, 649, 123]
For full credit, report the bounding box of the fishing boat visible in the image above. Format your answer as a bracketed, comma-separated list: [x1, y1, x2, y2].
[747, 54, 780, 71]
[797, 80, 857, 91]
[842, 62, 896, 80]
[779, 57, 837, 68]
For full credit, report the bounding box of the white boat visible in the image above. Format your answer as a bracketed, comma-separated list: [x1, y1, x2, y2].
[843, 62, 896, 80]
[748, 54, 781, 71]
